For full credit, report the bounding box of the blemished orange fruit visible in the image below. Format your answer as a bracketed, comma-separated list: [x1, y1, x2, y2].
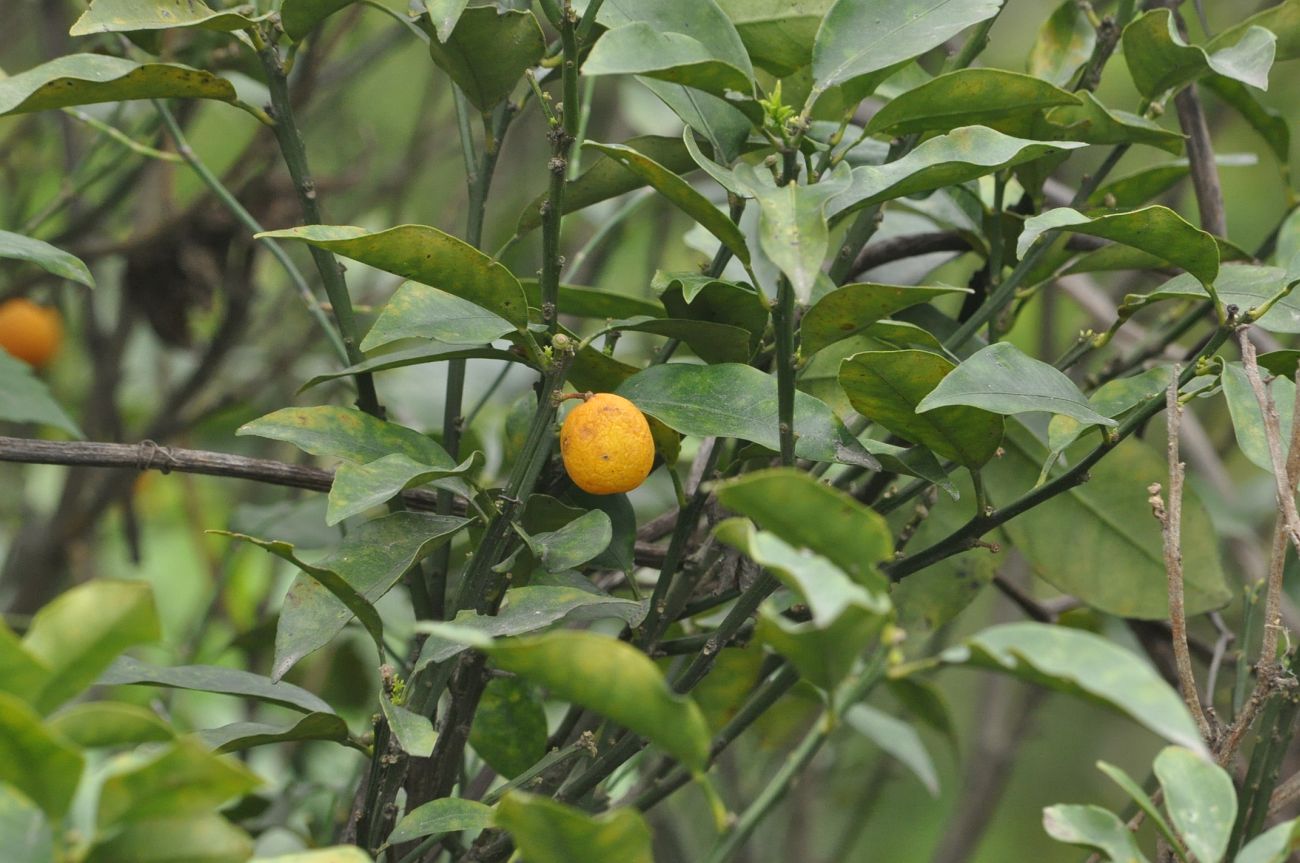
[560, 393, 655, 495]
[0, 298, 63, 368]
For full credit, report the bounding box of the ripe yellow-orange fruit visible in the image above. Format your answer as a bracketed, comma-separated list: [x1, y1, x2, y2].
[560, 393, 655, 495]
[0, 298, 63, 368]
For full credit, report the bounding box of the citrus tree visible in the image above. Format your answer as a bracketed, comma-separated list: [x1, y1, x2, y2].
[1, 1, 1299, 862]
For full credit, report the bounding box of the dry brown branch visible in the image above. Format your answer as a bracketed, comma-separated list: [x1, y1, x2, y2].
[1149, 367, 1214, 741]
[1237, 334, 1300, 675]
[0, 436, 673, 569]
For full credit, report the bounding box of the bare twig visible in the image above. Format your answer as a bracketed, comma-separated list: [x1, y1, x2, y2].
[1268, 768, 1300, 816]
[1237, 334, 1300, 667]
[1236, 331, 1300, 554]
[1149, 367, 1214, 741]
[0, 436, 426, 504]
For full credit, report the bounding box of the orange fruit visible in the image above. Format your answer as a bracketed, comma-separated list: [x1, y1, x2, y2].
[560, 393, 655, 495]
[0, 298, 63, 368]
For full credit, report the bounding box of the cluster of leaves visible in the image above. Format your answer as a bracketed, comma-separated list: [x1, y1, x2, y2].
[2, 0, 1300, 862]
[0, 578, 365, 862]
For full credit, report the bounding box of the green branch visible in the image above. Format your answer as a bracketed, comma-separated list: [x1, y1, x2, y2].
[253, 31, 382, 418]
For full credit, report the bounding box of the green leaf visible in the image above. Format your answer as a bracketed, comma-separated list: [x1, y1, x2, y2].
[470, 677, 547, 779]
[425, 6, 545, 112]
[271, 512, 467, 679]
[586, 0, 754, 102]
[862, 436, 957, 495]
[583, 141, 750, 265]
[300, 346, 526, 392]
[866, 69, 1078, 136]
[22, 579, 159, 714]
[83, 814, 252, 863]
[380, 694, 437, 758]
[1154, 746, 1236, 863]
[47, 703, 173, 748]
[0, 627, 50, 708]
[714, 467, 892, 588]
[717, 519, 889, 625]
[238, 405, 448, 465]
[1208, 0, 1300, 62]
[1043, 804, 1150, 862]
[0, 54, 236, 116]
[326, 452, 478, 525]
[524, 509, 613, 573]
[812, 0, 1004, 93]
[252, 849, 373, 863]
[100, 654, 335, 714]
[525, 492, 636, 574]
[582, 316, 753, 365]
[1087, 155, 1257, 209]
[617, 362, 881, 469]
[0, 350, 82, 437]
[1028, 0, 1096, 87]
[389, 797, 494, 846]
[1033, 91, 1186, 155]
[800, 330, 933, 417]
[1123, 8, 1275, 99]
[1122, 264, 1300, 333]
[424, 0, 470, 42]
[731, 161, 852, 302]
[841, 349, 1005, 468]
[1018, 206, 1220, 287]
[1223, 361, 1294, 474]
[0, 230, 93, 287]
[717, 0, 832, 76]
[97, 738, 260, 827]
[256, 225, 529, 327]
[1046, 366, 1173, 469]
[654, 272, 768, 352]
[518, 135, 717, 235]
[218, 531, 386, 664]
[362, 282, 516, 351]
[520, 279, 665, 320]
[803, 284, 969, 356]
[986, 426, 1229, 618]
[0, 693, 83, 820]
[757, 601, 888, 691]
[0, 784, 53, 863]
[639, 79, 752, 164]
[413, 586, 645, 670]
[495, 792, 654, 863]
[70, 0, 267, 35]
[281, 0, 357, 40]
[829, 126, 1087, 219]
[197, 713, 350, 753]
[429, 628, 711, 770]
[916, 342, 1115, 427]
[1258, 349, 1300, 379]
[927, 622, 1209, 754]
[1236, 818, 1300, 863]
[844, 703, 939, 796]
[1096, 760, 1183, 855]
[1203, 76, 1290, 164]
